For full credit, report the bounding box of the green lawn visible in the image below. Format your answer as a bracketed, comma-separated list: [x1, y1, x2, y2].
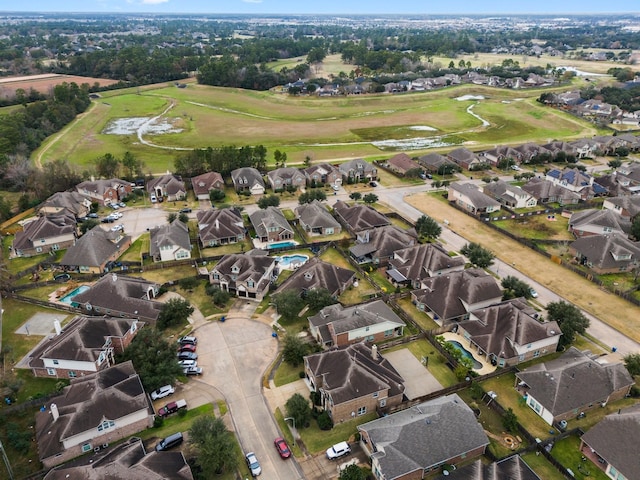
[298, 412, 378, 454]
[273, 359, 305, 387]
[550, 435, 610, 480]
[395, 296, 440, 331]
[520, 451, 567, 480]
[492, 214, 574, 241]
[384, 340, 459, 387]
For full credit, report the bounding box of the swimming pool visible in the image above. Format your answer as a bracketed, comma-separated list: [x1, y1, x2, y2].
[59, 285, 90, 305]
[277, 254, 309, 270]
[268, 241, 297, 249]
[447, 340, 483, 370]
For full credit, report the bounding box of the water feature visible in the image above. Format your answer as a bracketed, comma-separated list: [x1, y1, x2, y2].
[447, 340, 483, 370]
[59, 285, 90, 305]
[277, 254, 309, 270]
[267, 241, 297, 249]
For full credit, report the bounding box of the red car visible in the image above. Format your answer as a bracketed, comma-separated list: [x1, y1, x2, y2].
[274, 437, 291, 459]
[179, 344, 197, 353]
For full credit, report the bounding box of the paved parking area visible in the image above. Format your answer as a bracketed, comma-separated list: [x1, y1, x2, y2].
[383, 348, 443, 399]
[15, 312, 65, 335]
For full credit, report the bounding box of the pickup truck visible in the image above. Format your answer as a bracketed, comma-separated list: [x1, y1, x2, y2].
[157, 399, 187, 417]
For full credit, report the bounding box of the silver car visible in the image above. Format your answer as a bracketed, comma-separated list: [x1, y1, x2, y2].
[245, 452, 261, 476]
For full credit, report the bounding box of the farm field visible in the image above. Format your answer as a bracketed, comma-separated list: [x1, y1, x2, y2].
[0, 73, 120, 100]
[34, 79, 597, 173]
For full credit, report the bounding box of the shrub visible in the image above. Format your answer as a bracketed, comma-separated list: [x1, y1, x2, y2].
[317, 411, 333, 430]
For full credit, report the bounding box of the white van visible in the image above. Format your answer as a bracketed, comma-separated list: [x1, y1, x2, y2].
[326, 441, 351, 459]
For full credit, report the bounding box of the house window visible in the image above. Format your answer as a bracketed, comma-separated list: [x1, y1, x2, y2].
[36, 247, 43, 253]
[68, 371, 77, 378]
[98, 420, 115, 432]
[47, 368, 56, 376]
[357, 406, 366, 416]
[384, 329, 393, 338]
[533, 350, 540, 358]
[176, 250, 189, 259]
[53, 359, 59, 365]
[372, 392, 378, 398]
[367, 335, 374, 342]
[247, 281, 254, 288]
[380, 398, 386, 407]
[81, 443, 92, 453]
[213, 274, 220, 280]
[52, 244, 59, 250]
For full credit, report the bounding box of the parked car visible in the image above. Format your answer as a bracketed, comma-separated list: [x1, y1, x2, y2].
[109, 203, 120, 209]
[111, 211, 123, 219]
[179, 344, 197, 353]
[88, 213, 99, 218]
[110, 224, 124, 232]
[274, 437, 291, 459]
[155, 432, 183, 451]
[118, 202, 126, 208]
[529, 288, 539, 298]
[245, 452, 262, 476]
[179, 207, 192, 213]
[183, 366, 203, 376]
[177, 351, 198, 361]
[150, 194, 157, 203]
[178, 336, 197, 346]
[150, 384, 175, 401]
[511, 165, 521, 171]
[369, 181, 377, 187]
[157, 399, 187, 417]
[326, 441, 351, 460]
[101, 217, 115, 223]
[332, 184, 340, 191]
[178, 359, 197, 368]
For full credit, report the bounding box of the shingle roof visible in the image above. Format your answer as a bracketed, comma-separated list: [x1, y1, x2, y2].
[388, 243, 465, 282]
[72, 274, 162, 321]
[267, 167, 305, 183]
[338, 158, 376, 174]
[418, 153, 456, 170]
[249, 207, 293, 238]
[40, 192, 91, 216]
[191, 171, 223, 196]
[211, 252, 276, 292]
[275, 257, 355, 297]
[295, 200, 341, 231]
[197, 208, 245, 243]
[305, 342, 404, 405]
[449, 182, 501, 209]
[231, 167, 265, 188]
[304, 163, 340, 179]
[569, 209, 631, 235]
[604, 196, 640, 217]
[458, 298, 561, 359]
[76, 178, 130, 196]
[580, 404, 640, 480]
[516, 347, 634, 417]
[333, 201, 390, 232]
[386, 153, 420, 172]
[570, 234, 640, 270]
[35, 361, 150, 462]
[147, 174, 186, 196]
[350, 225, 417, 261]
[358, 394, 489, 479]
[411, 269, 502, 320]
[521, 178, 581, 203]
[60, 226, 129, 268]
[13, 212, 76, 252]
[149, 220, 191, 257]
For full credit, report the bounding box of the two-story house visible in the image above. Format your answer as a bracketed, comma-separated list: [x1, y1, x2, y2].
[231, 167, 265, 195]
[12, 212, 77, 258]
[59, 226, 131, 274]
[191, 171, 225, 200]
[249, 207, 294, 244]
[149, 220, 192, 262]
[76, 178, 132, 206]
[208, 250, 276, 301]
[147, 174, 186, 202]
[295, 200, 341, 236]
[267, 167, 306, 191]
[483, 180, 537, 209]
[338, 158, 378, 183]
[386, 243, 465, 288]
[303, 163, 342, 187]
[197, 208, 245, 248]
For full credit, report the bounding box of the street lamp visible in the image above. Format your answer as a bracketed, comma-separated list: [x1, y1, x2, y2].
[284, 417, 296, 447]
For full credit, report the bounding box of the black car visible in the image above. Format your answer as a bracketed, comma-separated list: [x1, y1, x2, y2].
[369, 181, 377, 187]
[101, 217, 115, 223]
[177, 351, 198, 361]
[179, 207, 192, 213]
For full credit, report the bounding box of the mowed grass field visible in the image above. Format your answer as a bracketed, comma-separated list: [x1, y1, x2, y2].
[31, 75, 596, 173]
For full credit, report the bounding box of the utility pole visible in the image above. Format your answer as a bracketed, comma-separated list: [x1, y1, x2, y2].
[0, 440, 14, 480]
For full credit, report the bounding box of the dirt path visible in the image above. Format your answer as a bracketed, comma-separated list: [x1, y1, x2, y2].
[405, 192, 640, 344]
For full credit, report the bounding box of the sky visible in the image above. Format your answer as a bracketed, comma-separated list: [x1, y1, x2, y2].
[3, 0, 638, 15]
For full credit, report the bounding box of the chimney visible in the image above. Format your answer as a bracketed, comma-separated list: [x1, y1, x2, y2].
[371, 344, 379, 361]
[215, 219, 219, 229]
[112, 273, 117, 282]
[50, 403, 59, 421]
[54, 319, 62, 336]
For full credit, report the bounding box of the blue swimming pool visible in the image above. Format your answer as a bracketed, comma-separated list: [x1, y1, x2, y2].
[277, 254, 309, 269]
[447, 340, 483, 370]
[268, 241, 297, 249]
[59, 285, 90, 305]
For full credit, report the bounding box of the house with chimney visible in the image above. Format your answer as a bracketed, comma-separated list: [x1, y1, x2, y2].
[275, 257, 355, 298]
[231, 167, 265, 195]
[267, 167, 306, 191]
[197, 208, 245, 248]
[349, 225, 417, 266]
[303, 163, 342, 187]
[295, 200, 342, 236]
[149, 220, 192, 262]
[338, 158, 378, 183]
[39, 192, 92, 218]
[147, 174, 187, 202]
[208, 250, 276, 301]
[386, 243, 465, 288]
[249, 207, 294, 244]
[59, 225, 131, 274]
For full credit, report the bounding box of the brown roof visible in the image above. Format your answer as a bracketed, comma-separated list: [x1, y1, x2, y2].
[60, 225, 129, 269]
[333, 201, 390, 232]
[13, 212, 76, 252]
[275, 257, 355, 297]
[191, 171, 224, 196]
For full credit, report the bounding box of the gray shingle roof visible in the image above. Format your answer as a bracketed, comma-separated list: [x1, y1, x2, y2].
[249, 207, 293, 238]
[40, 192, 91, 216]
[388, 243, 465, 282]
[60, 226, 129, 268]
[191, 171, 224, 196]
[350, 225, 417, 261]
[521, 177, 581, 203]
[570, 234, 640, 270]
[308, 300, 405, 337]
[149, 220, 191, 258]
[13, 212, 76, 252]
[275, 257, 355, 297]
[569, 209, 631, 235]
[580, 404, 640, 480]
[358, 394, 489, 479]
[333, 201, 390, 232]
[295, 200, 341, 231]
[434, 455, 541, 480]
[231, 167, 265, 189]
[516, 347, 634, 417]
[449, 182, 501, 209]
[147, 174, 186, 196]
[197, 208, 245, 243]
[211, 252, 276, 292]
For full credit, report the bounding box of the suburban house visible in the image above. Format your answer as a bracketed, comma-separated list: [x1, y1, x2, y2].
[26, 315, 141, 379]
[147, 174, 187, 202]
[480, 145, 521, 166]
[568, 209, 631, 238]
[75, 178, 132, 206]
[231, 167, 265, 194]
[72, 274, 163, 322]
[35, 361, 154, 468]
[570, 234, 640, 274]
[43, 436, 193, 479]
[434, 455, 541, 480]
[249, 206, 294, 244]
[12, 212, 77, 258]
[208, 250, 276, 301]
[570, 138, 600, 158]
[266, 167, 306, 191]
[384, 153, 421, 175]
[304, 342, 405, 423]
[333, 200, 390, 233]
[545, 167, 608, 200]
[515, 347, 634, 425]
[579, 404, 640, 480]
[386, 243, 465, 288]
[308, 299, 405, 348]
[275, 257, 355, 297]
[349, 225, 418, 266]
[447, 147, 481, 170]
[603, 195, 640, 218]
[39, 192, 92, 218]
[521, 178, 581, 205]
[197, 208, 245, 248]
[541, 141, 577, 159]
[59, 225, 131, 274]
[338, 158, 378, 182]
[411, 269, 503, 324]
[588, 172, 634, 198]
[191, 171, 224, 200]
[514, 143, 551, 163]
[295, 200, 342, 236]
[149, 220, 192, 262]
[303, 163, 342, 187]
[483, 180, 537, 209]
[357, 394, 490, 480]
[448, 182, 501, 215]
[456, 298, 562, 367]
[418, 152, 458, 173]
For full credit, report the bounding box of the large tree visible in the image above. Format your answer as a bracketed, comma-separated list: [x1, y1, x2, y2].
[304, 288, 337, 311]
[116, 328, 183, 392]
[272, 290, 305, 321]
[285, 393, 312, 429]
[624, 353, 640, 377]
[282, 333, 309, 367]
[461, 242, 495, 268]
[189, 416, 239, 476]
[157, 298, 194, 330]
[546, 301, 590, 348]
[415, 214, 441, 241]
[501, 275, 533, 300]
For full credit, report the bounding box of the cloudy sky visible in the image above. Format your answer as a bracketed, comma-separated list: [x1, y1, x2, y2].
[7, 0, 638, 15]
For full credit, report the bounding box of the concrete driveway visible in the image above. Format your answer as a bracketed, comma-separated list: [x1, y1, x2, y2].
[383, 348, 443, 399]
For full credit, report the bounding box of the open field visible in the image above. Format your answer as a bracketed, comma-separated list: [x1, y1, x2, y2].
[0, 73, 120, 100]
[33, 78, 597, 173]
